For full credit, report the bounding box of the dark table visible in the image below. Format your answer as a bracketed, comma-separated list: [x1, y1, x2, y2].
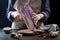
[0, 29, 60, 40]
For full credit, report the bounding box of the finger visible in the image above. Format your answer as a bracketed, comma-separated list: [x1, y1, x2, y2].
[34, 18, 38, 24]
[17, 16, 20, 21]
[34, 17, 38, 22]
[34, 20, 38, 25]
[32, 16, 37, 19]
[34, 22, 37, 26]
[19, 14, 22, 21]
[32, 13, 36, 16]
[14, 16, 20, 21]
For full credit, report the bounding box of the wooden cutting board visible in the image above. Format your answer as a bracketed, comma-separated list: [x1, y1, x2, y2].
[18, 29, 34, 34]
[17, 29, 45, 35]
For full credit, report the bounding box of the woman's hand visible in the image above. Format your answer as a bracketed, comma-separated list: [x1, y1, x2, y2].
[32, 12, 44, 25]
[11, 11, 23, 22]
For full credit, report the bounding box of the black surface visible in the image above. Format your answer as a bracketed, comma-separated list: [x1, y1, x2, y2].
[0, 29, 60, 40]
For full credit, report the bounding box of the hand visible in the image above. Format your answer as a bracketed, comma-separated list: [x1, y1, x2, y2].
[32, 12, 44, 25]
[11, 11, 23, 22]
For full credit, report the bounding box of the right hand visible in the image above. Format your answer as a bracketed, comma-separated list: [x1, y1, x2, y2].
[32, 12, 44, 25]
[11, 11, 23, 22]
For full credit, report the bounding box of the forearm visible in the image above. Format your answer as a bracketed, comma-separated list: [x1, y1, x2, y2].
[40, 0, 50, 21]
[6, 9, 16, 22]
[7, 11, 16, 22]
[6, 0, 16, 22]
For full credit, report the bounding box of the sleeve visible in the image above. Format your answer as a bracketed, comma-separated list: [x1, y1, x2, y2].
[40, 0, 51, 21]
[6, 0, 16, 22]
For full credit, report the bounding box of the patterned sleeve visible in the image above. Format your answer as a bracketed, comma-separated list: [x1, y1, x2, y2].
[6, 0, 16, 22]
[40, 0, 50, 21]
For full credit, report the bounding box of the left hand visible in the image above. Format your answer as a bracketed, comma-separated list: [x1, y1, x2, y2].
[32, 12, 44, 25]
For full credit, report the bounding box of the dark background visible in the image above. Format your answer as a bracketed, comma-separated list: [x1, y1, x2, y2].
[45, 0, 60, 26]
[0, 0, 60, 28]
[0, 0, 11, 28]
